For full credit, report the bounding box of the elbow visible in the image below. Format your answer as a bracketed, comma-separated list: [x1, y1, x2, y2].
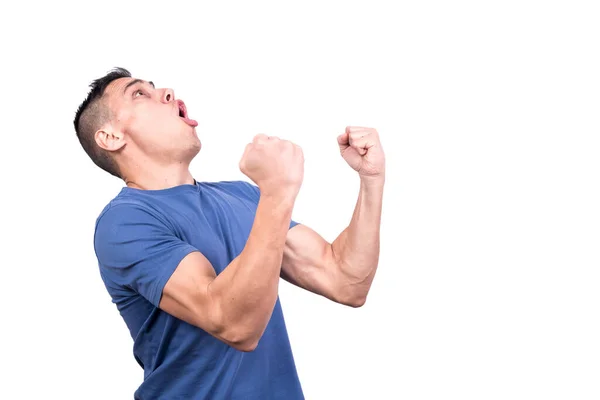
[220, 326, 262, 352]
[232, 339, 259, 352]
[344, 294, 367, 308]
[336, 288, 368, 308]
[351, 296, 367, 308]
[204, 299, 263, 352]
[333, 264, 375, 308]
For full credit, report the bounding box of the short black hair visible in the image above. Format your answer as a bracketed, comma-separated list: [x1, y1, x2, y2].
[74, 67, 132, 178]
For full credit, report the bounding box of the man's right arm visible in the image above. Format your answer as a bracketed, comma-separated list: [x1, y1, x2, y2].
[159, 192, 294, 352]
[160, 134, 304, 352]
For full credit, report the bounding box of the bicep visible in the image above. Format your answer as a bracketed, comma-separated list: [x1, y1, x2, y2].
[282, 224, 341, 302]
[159, 251, 227, 337]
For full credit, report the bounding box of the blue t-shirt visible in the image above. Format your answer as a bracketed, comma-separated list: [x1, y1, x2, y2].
[93, 180, 304, 399]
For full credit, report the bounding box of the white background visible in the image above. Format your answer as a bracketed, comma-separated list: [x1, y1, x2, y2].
[1, 1, 599, 399]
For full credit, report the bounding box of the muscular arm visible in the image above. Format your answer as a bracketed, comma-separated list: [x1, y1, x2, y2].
[160, 193, 294, 352]
[282, 177, 384, 307]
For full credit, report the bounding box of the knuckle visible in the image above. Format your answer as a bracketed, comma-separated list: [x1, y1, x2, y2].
[254, 133, 268, 143]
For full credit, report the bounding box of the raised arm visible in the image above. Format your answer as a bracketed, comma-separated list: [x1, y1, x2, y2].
[281, 126, 385, 307]
[160, 134, 304, 352]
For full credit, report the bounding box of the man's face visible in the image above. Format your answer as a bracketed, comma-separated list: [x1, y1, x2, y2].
[103, 77, 200, 162]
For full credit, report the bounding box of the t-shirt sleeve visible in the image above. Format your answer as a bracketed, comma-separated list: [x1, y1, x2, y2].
[94, 204, 198, 307]
[237, 180, 300, 229]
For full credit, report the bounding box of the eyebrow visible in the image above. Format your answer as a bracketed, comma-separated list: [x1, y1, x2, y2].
[123, 79, 155, 94]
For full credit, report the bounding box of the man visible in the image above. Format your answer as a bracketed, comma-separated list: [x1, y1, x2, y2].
[74, 67, 385, 399]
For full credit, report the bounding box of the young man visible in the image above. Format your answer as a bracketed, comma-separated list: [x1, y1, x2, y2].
[74, 67, 385, 399]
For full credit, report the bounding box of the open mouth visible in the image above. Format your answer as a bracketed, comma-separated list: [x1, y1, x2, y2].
[176, 99, 198, 127]
[177, 100, 188, 118]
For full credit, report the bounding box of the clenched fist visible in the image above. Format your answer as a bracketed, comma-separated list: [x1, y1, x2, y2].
[337, 126, 385, 181]
[239, 134, 304, 199]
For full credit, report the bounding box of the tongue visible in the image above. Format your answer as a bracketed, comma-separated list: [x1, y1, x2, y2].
[182, 117, 198, 127]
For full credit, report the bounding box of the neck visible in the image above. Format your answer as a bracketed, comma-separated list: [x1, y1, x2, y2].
[122, 162, 195, 191]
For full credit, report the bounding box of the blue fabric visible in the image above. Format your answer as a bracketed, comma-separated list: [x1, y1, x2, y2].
[94, 180, 304, 399]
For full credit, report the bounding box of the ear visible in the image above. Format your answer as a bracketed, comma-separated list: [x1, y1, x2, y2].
[95, 125, 125, 152]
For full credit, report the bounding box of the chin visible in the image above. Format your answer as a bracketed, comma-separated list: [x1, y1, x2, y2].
[185, 138, 202, 158]
[173, 125, 201, 158]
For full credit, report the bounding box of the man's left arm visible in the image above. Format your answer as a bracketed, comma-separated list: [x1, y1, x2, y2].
[281, 126, 385, 307]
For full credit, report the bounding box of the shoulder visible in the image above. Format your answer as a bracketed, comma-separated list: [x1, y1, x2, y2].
[95, 185, 182, 225]
[95, 198, 161, 228]
[93, 198, 171, 250]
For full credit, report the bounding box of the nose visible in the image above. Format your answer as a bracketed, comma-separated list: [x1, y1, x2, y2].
[162, 88, 175, 103]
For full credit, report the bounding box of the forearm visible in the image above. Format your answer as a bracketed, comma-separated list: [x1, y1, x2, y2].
[208, 194, 294, 346]
[332, 176, 384, 295]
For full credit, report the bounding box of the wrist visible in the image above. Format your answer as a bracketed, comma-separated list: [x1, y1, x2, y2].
[359, 174, 385, 190]
[258, 181, 300, 203]
[258, 190, 297, 210]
